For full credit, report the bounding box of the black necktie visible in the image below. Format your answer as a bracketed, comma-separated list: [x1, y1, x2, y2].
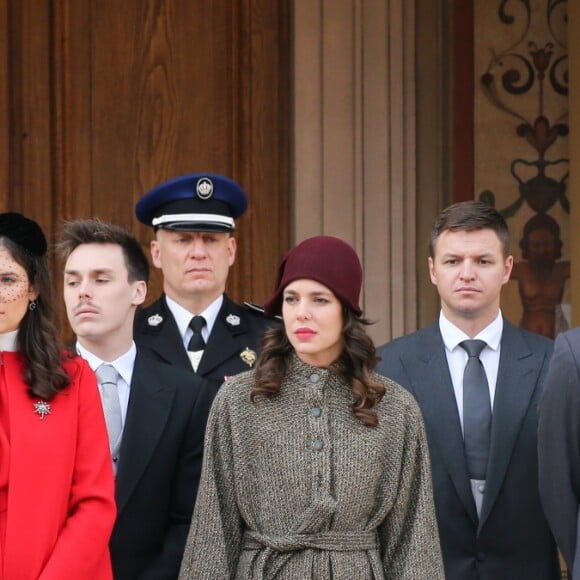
[187, 316, 206, 351]
[460, 339, 492, 480]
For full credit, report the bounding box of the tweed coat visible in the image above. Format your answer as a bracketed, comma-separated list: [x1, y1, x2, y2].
[179, 355, 444, 579]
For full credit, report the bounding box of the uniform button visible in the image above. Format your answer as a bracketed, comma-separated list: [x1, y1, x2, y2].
[310, 373, 320, 383]
[313, 441, 324, 451]
[477, 483, 485, 493]
[476, 552, 485, 562]
[311, 407, 322, 418]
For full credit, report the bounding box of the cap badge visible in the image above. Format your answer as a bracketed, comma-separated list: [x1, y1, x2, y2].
[196, 177, 214, 200]
[240, 347, 257, 368]
[33, 400, 51, 419]
[226, 314, 240, 326]
[148, 314, 164, 326]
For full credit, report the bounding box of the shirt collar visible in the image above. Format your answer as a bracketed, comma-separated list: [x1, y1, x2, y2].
[0, 329, 19, 352]
[439, 310, 503, 353]
[165, 294, 224, 340]
[76, 341, 137, 387]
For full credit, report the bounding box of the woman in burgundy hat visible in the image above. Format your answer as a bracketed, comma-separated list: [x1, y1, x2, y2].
[180, 235, 443, 579]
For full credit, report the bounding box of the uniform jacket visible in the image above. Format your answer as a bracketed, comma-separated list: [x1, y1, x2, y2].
[538, 326, 580, 578]
[1, 353, 116, 579]
[109, 352, 213, 580]
[179, 355, 444, 579]
[376, 320, 560, 580]
[134, 294, 273, 393]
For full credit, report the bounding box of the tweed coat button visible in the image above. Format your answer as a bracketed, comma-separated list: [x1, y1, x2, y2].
[313, 441, 324, 451]
[311, 407, 322, 418]
[309, 373, 320, 383]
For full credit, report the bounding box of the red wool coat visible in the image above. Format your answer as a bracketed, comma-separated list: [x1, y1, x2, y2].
[1, 352, 116, 579]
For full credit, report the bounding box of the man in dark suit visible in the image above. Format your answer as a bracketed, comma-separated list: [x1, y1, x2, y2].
[134, 173, 272, 392]
[376, 201, 560, 579]
[59, 219, 211, 579]
[539, 326, 580, 579]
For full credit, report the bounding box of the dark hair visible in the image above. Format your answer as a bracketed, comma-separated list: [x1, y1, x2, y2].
[57, 219, 149, 283]
[251, 309, 385, 427]
[429, 200, 511, 258]
[0, 237, 71, 400]
[519, 213, 562, 260]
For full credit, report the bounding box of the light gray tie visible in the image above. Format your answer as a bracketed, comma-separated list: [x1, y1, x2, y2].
[460, 340, 492, 480]
[96, 363, 123, 468]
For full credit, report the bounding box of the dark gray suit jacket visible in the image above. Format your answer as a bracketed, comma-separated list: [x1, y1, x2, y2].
[110, 352, 212, 580]
[377, 320, 560, 580]
[539, 326, 580, 578]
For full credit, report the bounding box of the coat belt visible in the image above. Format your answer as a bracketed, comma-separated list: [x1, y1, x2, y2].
[243, 529, 378, 552]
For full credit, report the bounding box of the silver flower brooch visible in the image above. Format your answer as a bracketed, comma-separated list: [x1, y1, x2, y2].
[33, 400, 51, 419]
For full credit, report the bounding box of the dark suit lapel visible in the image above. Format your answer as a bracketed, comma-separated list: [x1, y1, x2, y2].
[138, 297, 191, 369]
[115, 354, 177, 513]
[478, 322, 539, 529]
[401, 324, 478, 524]
[197, 297, 249, 376]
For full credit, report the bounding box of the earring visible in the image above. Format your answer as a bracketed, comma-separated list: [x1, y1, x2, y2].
[28, 300, 37, 311]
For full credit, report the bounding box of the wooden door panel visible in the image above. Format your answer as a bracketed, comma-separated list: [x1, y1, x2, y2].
[0, 0, 290, 338]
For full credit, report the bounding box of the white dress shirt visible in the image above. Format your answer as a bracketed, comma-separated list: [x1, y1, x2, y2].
[439, 311, 503, 515]
[439, 311, 503, 432]
[76, 342, 136, 427]
[166, 294, 223, 350]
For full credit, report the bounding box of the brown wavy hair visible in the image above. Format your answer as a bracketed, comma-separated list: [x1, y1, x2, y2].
[0, 237, 71, 399]
[251, 308, 385, 426]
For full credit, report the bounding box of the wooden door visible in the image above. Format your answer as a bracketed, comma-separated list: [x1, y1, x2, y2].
[0, 0, 290, 339]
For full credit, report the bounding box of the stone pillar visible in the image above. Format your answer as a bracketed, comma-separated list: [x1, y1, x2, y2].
[293, 0, 417, 343]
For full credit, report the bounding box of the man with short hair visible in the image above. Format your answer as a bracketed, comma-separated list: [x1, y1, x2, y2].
[134, 173, 272, 393]
[376, 201, 560, 579]
[59, 219, 210, 579]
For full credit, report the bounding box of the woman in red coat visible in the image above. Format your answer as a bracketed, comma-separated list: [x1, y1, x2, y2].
[0, 212, 116, 579]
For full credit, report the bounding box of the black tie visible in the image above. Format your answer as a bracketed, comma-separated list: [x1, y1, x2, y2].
[187, 316, 206, 351]
[460, 339, 492, 480]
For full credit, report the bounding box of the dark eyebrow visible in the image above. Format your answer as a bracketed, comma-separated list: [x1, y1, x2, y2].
[64, 268, 114, 276]
[283, 289, 333, 298]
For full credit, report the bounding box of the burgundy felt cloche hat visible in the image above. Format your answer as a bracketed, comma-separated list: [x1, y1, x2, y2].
[264, 235, 363, 317]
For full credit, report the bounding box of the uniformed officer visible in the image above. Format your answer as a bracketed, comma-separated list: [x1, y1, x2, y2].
[134, 173, 273, 393]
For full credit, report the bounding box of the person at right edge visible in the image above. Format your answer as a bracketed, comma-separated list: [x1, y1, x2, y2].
[538, 326, 580, 579]
[377, 201, 560, 579]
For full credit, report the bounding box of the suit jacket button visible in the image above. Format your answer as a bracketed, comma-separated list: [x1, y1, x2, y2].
[476, 552, 485, 562]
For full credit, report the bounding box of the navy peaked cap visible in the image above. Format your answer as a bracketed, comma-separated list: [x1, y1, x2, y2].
[135, 173, 248, 232]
